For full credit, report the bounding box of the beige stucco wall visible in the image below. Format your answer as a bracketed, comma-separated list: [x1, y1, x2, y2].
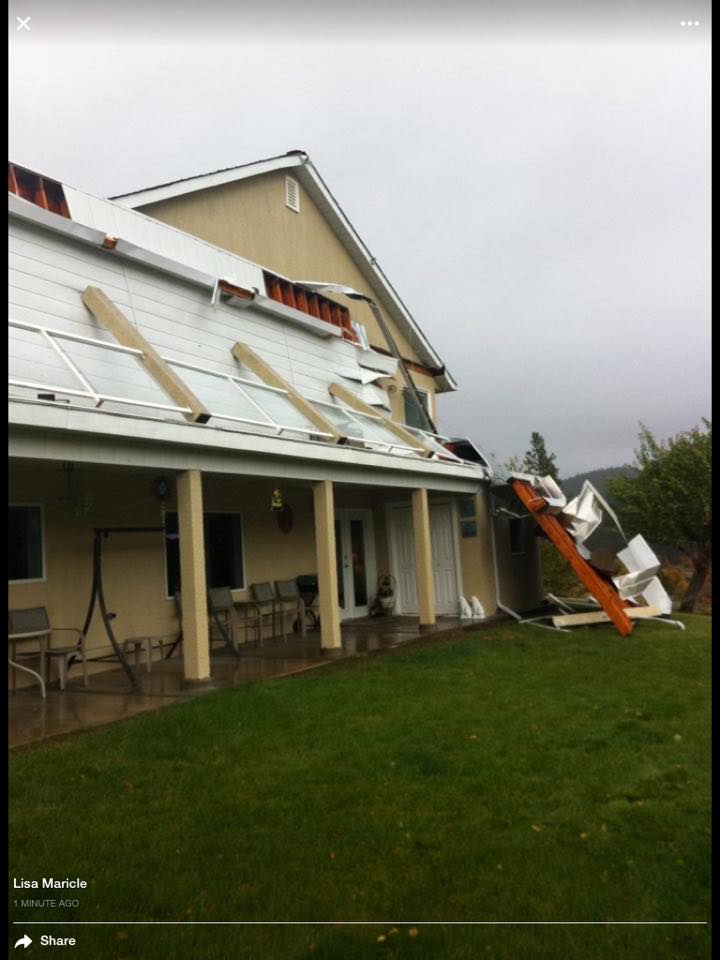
[456, 488, 499, 616]
[492, 514, 544, 613]
[8, 464, 401, 682]
[138, 171, 440, 421]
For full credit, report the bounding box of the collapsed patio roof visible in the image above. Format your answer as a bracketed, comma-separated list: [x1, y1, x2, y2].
[502, 472, 676, 635]
[8, 164, 491, 482]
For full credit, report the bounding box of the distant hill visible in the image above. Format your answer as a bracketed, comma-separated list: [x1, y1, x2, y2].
[560, 465, 638, 504]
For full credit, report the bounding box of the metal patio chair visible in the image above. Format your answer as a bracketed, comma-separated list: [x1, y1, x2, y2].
[249, 582, 282, 645]
[8, 606, 88, 696]
[273, 579, 307, 639]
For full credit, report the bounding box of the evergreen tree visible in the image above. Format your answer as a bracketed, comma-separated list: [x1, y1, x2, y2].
[523, 432, 559, 480]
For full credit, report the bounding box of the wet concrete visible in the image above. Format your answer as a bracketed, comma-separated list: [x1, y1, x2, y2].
[9, 616, 491, 748]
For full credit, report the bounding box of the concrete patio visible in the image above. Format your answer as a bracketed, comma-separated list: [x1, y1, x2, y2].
[9, 615, 495, 748]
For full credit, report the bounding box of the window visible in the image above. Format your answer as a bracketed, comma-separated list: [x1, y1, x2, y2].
[164, 511, 244, 598]
[8, 504, 45, 582]
[509, 518, 526, 556]
[403, 388, 431, 429]
[458, 497, 477, 538]
[285, 176, 300, 212]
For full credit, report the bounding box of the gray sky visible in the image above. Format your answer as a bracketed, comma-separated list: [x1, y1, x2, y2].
[9, 1, 711, 476]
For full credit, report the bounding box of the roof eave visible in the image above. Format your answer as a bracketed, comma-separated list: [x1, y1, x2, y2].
[109, 153, 457, 391]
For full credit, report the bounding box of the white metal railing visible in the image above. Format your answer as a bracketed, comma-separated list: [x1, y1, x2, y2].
[8, 320, 193, 415]
[313, 399, 424, 456]
[162, 354, 333, 439]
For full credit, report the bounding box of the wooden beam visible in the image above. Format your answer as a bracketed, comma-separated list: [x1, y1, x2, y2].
[552, 606, 662, 629]
[231, 341, 343, 442]
[81, 286, 211, 424]
[512, 478, 634, 637]
[328, 381, 432, 456]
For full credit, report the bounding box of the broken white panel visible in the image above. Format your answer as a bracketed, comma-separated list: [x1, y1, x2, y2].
[613, 534, 661, 599]
[343, 382, 391, 409]
[509, 472, 567, 513]
[562, 481, 603, 544]
[617, 534, 661, 578]
[614, 569, 659, 599]
[351, 321, 370, 350]
[340, 368, 387, 386]
[638, 577, 673, 616]
[357, 349, 399, 377]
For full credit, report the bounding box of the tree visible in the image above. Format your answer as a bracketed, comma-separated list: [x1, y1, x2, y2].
[607, 420, 711, 613]
[523, 432, 560, 480]
[503, 454, 524, 475]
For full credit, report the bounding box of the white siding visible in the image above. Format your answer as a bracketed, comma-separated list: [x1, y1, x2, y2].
[8, 217, 391, 434]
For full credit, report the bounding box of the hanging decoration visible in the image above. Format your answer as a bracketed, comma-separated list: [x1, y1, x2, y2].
[271, 487, 284, 511]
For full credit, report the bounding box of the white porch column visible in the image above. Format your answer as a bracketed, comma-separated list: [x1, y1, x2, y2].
[411, 487, 436, 628]
[313, 479, 342, 650]
[177, 469, 210, 681]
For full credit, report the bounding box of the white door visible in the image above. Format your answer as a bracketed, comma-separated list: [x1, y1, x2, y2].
[335, 509, 377, 620]
[388, 502, 460, 615]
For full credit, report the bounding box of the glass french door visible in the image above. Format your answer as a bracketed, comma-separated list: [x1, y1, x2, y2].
[335, 509, 376, 620]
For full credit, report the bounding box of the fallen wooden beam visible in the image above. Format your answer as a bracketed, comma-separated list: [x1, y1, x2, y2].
[552, 606, 662, 629]
[82, 286, 211, 424]
[512, 478, 635, 637]
[232, 341, 343, 442]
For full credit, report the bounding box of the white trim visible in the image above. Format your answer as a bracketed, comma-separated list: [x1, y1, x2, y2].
[385, 497, 462, 616]
[8, 502, 47, 584]
[107, 154, 456, 390]
[111, 155, 306, 208]
[9, 401, 486, 492]
[335, 508, 377, 620]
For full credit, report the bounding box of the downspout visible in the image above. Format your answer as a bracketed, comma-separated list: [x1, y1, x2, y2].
[488, 488, 523, 621]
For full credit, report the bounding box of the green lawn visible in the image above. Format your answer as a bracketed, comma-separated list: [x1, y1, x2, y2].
[9, 617, 711, 960]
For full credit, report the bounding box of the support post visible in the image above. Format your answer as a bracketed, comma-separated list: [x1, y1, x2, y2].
[313, 480, 342, 650]
[411, 488, 436, 628]
[177, 470, 211, 681]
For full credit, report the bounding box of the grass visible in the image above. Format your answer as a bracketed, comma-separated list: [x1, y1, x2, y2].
[9, 617, 711, 960]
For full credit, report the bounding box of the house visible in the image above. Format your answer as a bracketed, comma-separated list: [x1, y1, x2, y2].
[8, 153, 542, 687]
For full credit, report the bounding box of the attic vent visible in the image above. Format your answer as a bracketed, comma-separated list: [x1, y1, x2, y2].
[8, 163, 70, 218]
[285, 176, 300, 213]
[263, 271, 359, 343]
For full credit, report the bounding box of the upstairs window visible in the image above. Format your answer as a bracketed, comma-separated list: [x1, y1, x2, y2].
[403, 388, 431, 429]
[8, 504, 45, 582]
[285, 176, 300, 212]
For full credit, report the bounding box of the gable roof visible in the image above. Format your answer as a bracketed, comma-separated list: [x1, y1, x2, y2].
[111, 151, 457, 392]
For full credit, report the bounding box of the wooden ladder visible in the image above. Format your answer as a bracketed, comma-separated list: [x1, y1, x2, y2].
[511, 478, 634, 637]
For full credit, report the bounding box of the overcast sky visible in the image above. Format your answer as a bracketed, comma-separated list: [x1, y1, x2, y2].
[9, 1, 711, 476]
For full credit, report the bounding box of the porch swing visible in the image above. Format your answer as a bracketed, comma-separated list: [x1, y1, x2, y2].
[81, 525, 239, 687]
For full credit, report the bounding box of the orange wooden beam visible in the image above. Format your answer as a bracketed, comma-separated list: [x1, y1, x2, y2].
[511, 478, 634, 637]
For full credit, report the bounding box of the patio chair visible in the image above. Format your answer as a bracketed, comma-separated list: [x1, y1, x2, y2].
[273, 580, 307, 638]
[174, 589, 262, 653]
[8, 606, 88, 695]
[249, 582, 281, 645]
